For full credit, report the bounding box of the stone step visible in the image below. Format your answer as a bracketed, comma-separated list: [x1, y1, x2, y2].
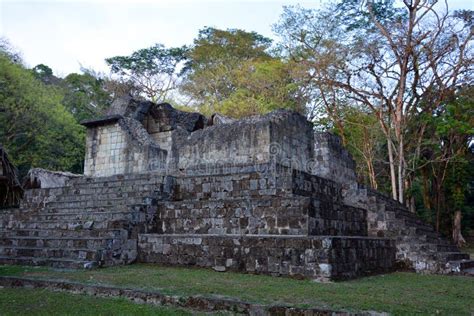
[0, 255, 95, 269]
[66, 172, 167, 186]
[22, 176, 166, 197]
[396, 211, 430, 224]
[446, 259, 474, 272]
[408, 226, 440, 239]
[400, 233, 452, 245]
[436, 252, 470, 262]
[0, 246, 103, 261]
[26, 186, 152, 197]
[424, 235, 452, 245]
[0, 228, 127, 239]
[27, 210, 145, 222]
[0, 236, 116, 249]
[462, 267, 474, 276]
[44, 198, 148, 209]
[35, 204, 142, 214]
[435, 243, 460, 252]
[395, 242, 460, 257]
[12, 220, 121, 230]
[420, 229, 444, 239]
[51, 186, 158, 199]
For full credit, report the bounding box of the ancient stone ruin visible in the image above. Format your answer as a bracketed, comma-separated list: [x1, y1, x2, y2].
[0, 99, 472, 280]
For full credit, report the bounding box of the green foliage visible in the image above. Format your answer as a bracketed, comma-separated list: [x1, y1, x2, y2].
[440, 90, 474, 234]
[181, 27, 304, 117]
[32, 64, 53, 78]
[106, 44, 187, 102]
[334, 0, 406, 31]
[31, 64, 62, 86]
[183, 27, 272, 72]
[62, 72, 112, 122]
[0, 55, 85, 175]
[413, 87, 474, 234]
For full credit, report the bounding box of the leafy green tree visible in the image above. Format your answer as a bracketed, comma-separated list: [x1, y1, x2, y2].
[106, 44, 187, 102]
[181, 27, 305, 117]
[416, 87, 474, 239]
[0, 54, 85, 175]
[62, 72, 112, 122]
[32, 64, 55, 84]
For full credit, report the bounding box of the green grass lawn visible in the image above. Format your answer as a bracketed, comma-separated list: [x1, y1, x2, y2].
[0, 287, 194, 315]
[1, 264, 473, 315]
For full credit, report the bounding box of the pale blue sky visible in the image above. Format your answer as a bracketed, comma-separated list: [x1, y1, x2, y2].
[1, 0, 472, 76]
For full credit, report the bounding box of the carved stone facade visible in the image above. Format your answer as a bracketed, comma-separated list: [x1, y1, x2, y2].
[0, 99, 471, 278]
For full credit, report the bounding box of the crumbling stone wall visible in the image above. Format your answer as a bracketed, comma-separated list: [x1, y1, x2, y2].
[172, 111, 313, 173]
[83, 104, 315, 177]
[23, 168, 81, 189]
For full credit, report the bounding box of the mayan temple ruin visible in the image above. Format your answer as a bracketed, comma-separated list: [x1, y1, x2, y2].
[0, 97, 472, 280]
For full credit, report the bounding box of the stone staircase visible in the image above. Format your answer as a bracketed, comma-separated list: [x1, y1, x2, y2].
[0, 173, 172, 269]
[366, 189, 473, 275]
[138, 167, 396, 281]
[0, 165, 471, 277]
[395, 209, 473, 274]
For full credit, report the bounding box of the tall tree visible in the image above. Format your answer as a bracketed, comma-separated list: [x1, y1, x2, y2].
[0, 55, 85, 175]
[106, 44, 187, 103]
[181, 27, 305, 116]
[275, 1, 473, 203]
[417, 87, 473, 239]
[62, 71, 112, 122]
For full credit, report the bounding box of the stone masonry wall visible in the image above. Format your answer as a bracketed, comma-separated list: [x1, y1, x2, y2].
[268, 111, 314, 170]
[138, 234, 396, 281]
[83, 120, 167, 177]
[164, 165, 367, 236]
[171, 111, 313, 174]
[312, 132, 357, 189]
[291, 170, 368, 236]
[84, 123, 128, 177]
[174, 117, 272, 172]
[154, 197, 311, 235]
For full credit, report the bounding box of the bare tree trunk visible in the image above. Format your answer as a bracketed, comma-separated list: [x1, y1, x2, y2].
[435, 184, 444, 233]
[367, 157, 378, 190]
[405, 177, 416, 213]
[421, 168, 431, 211]
[397, 135, 405, 203]
[409, 196, 416, 213]
[453, 211, 466, 248]
[387, 136, 398, 200]
[363, 126, 378, 190]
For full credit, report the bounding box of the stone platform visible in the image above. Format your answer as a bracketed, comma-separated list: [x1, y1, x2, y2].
[0, 165, 397, 280]
[138, 234, 395, 281]
[0, 100, 471, 278]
